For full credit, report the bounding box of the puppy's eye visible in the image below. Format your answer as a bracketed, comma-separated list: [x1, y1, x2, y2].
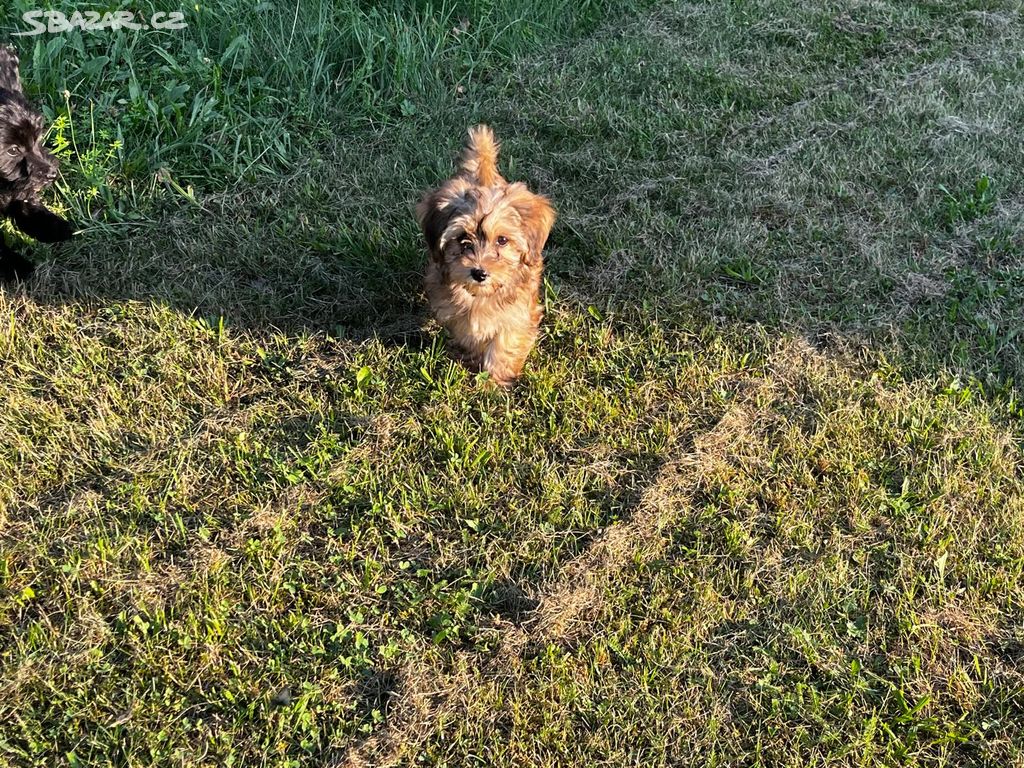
[6, 146, 19, 157]
[496, 236, 509, 247]
[460, 240, 474, 253]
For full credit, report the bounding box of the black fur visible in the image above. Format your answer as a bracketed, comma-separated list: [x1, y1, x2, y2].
[0, 46, 73, 282]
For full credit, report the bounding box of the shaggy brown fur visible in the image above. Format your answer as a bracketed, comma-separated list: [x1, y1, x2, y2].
[416, 125, 555, 387]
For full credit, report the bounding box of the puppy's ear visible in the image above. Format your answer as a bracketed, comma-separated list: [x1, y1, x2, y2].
[7, 200, 75, 243]
[509, 186, 555, 266]
[416, 182, 475, 262]
[416, 190, 450, 263]
[0, 47, 22, 94]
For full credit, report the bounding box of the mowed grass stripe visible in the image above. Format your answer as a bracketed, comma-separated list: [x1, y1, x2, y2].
[338, 376, 768, 766]
[417, 339, 1024, 766]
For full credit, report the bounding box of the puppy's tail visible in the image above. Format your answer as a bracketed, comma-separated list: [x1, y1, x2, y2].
[461, 124, 503, 186]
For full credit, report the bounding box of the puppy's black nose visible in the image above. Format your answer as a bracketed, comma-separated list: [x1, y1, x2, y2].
[470, 268, 488, 283]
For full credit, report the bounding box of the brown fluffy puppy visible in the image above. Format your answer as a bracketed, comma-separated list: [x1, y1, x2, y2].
[416, 125, 555, 387]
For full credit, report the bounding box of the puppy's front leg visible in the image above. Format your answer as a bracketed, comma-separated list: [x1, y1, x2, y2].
[6, 199, 74, 243]
[483, 332, 536, 388]
[0, 238, 36, 282]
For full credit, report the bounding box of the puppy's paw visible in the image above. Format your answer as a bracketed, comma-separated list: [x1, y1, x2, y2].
[475, 370, 516, 390]
[7, 200, 75, 243]
[37, 213, 75, 243]
[0, 249, 36, 283]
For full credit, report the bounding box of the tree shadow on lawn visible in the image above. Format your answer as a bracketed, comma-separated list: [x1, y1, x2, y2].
[21, 206, 431, 344]
[19, 186, 1024, 398]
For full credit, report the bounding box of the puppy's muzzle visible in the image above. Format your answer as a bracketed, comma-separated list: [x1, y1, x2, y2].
[28, 154, 58, 183]
[470, 267, 488, 283]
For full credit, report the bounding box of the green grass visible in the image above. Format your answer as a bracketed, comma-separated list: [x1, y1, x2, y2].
[7, 0, 637, 219]
[3, 0, 1024, 766]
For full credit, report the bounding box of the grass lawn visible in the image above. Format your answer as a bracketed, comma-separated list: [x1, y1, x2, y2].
[2, 0, 1024, 765]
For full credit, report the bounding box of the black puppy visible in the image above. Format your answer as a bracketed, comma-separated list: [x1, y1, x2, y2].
[0, 45, 73, 282]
